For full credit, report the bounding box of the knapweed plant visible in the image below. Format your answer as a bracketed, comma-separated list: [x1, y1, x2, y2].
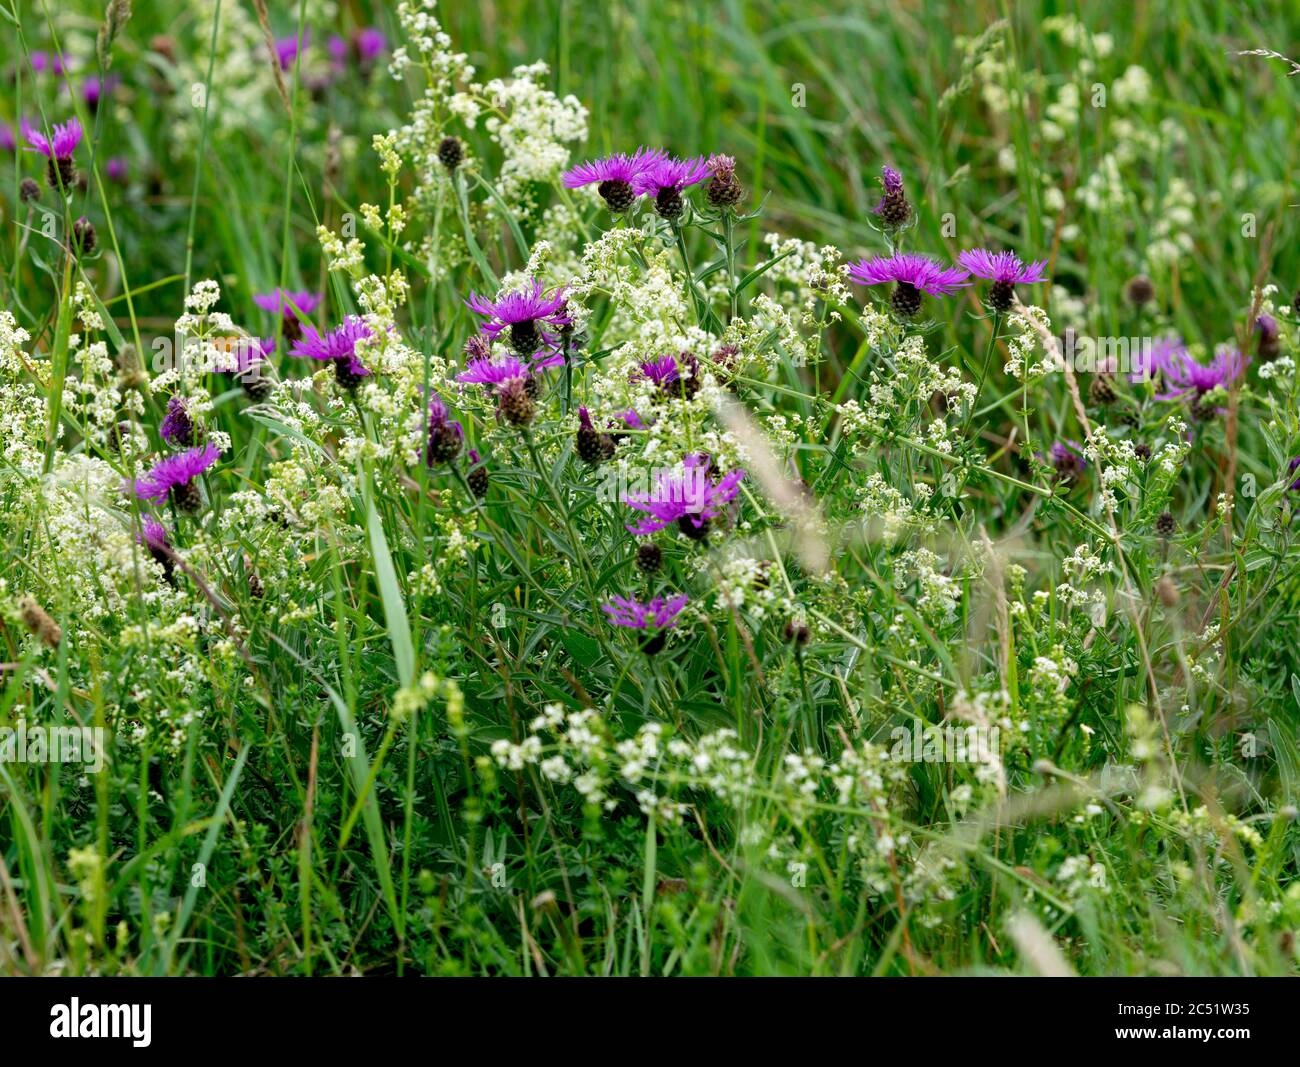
[1, 0, 1299, 978]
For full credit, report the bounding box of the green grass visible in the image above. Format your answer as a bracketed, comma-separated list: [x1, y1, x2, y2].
[1, 0, 1300, 976]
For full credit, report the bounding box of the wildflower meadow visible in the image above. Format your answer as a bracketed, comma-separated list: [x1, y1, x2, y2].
[3, 0, 1300, 987]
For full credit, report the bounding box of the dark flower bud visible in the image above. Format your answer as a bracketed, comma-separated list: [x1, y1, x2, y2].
[466, 450, 489, 498]
[783, 618, 811, 646]
[635, 542, 662, 573]
[497, 376, 535, 427]
[1124, 275, 1155, 307]
[1089, 373, 1116, 406]
[705, 154, 743, 211]
[576, 407, 613, 465]
[19, 178, 40, 202]
[1155, 511, 1176, 538]
[437, 136, 463, 172]
[72, 216, 96, 256]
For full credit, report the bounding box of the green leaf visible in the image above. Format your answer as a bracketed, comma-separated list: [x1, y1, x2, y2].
[362, 465, 415, 688]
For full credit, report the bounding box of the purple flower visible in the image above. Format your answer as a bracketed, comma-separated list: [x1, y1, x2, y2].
[563, 147, 666, 189]
[129, 443, 221, 511]
[0, 125, 15, 153]
[1128, 335, 1185, 384]
[253, 289, 321, 319]
[1157, 345, 1244, 414]
[160, 396, 198, 446]
[1046, 440, 1087, 481]
[619, 409, 648, 431]
[632, 155, 708, 196]
[1287, 457, 1300, 493]
[465, 281, 570, 357]
[849, 253, 970, 294]
[625, 455, 745, 539]
[272, 34, 307, 71]
[135, 514, 176, 579]
[640, 355, 681, 387]
[137, 515, 170, 550]
[354, 28, 386, 63]
[29, 52, 68, 77]
[425, 395, 464, 465]
[105, 156, 128, 183]
[958, 248, 1048, 284]
[848, 252, 970, 317]
[457, 355, 532, 386]
[80, 74, 119, 111]
[563, 147, 667, 211]
[1256, 313, 1281, 361]
[22, 117, 82, 160]
[291, 317, 373, 388]
[639, 352, 700, 398]
[328, 35, 349, 68]
[957, 248, 1048, 311]
[602, 593, 690, 630]
[633, 154, 709, 219]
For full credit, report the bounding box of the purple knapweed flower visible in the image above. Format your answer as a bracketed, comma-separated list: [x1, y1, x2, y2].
[29, 52, 68, 77]
[633, 155, 709, 220]
[160, 395, 199, 446]
[562, 147, 667, 212]
[870, 165, 911, 227]
[847, 252, 970, 318]
[328, 35, 348, 69]
[465, 280, 570, 358]
[105, 156, 128, 183]
[272, 34, 307, 70]
[425, 395, 464, 465]
[21, 117, 82, 159]
[1127, 335, 1185, 384]
[625, 455, 745, 540]
[603, 593, 689, 654]
[957, 248, 1049, 311]
[80, 74, 119, 112]
[457, 354, 533, 387]
[138, 515, 170, 550]
[1158, 344, 1244, 420]
[639, 352, 700, 399]
[354, 28, 386, 63]
[1256, 313, 1280, 361]
[22, 117, 82, 189]
[640, 355, 680, 387]
[0, 124, 15, 154]
[253, 288, 321, 318]
[136, 515, 175, 580]
[129, 443, 221, 513]
[254, 288, 321, 344]
[1046, 440, 1087, 482]
[291, 317, 373, 390]
[603, 593, 689, 630]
